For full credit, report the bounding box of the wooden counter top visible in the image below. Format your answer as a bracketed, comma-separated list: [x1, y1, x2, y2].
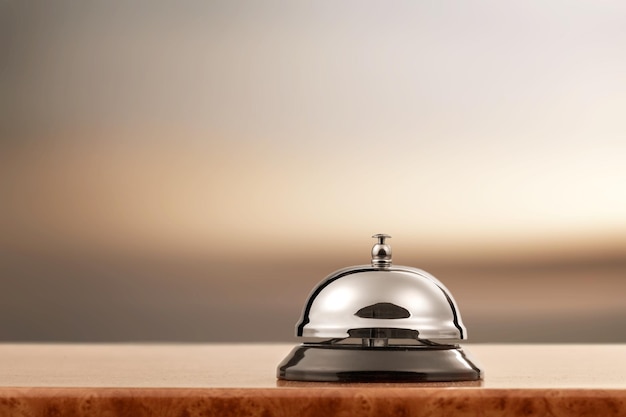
[1, 344, 625, 416]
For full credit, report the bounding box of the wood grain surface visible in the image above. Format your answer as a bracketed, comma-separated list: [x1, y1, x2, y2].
[0, 344, 625, 416]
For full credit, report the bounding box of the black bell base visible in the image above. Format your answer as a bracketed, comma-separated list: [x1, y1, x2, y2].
[277, 343, 482, 382]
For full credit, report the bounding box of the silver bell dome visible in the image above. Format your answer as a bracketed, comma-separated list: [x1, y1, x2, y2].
[278, 234, 482, 382]
[296, 234, 466, 341]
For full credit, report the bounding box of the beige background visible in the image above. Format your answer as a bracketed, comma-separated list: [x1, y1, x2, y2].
[1, 0, 625, 342]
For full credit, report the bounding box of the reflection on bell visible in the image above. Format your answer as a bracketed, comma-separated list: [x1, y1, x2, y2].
[277, 234, 483, 382]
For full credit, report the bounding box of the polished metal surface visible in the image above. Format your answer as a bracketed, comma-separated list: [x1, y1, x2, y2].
[278, 234, 480, 382]
[277, 343, 482, 382]
[371, 233, 392, 268]
[296, 235, 466, 340]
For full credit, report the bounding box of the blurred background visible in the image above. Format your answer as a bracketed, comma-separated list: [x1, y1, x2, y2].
[1, 0, 625, 343]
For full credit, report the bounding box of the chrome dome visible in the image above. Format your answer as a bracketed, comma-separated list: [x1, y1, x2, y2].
[295, 235, 467, 341]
